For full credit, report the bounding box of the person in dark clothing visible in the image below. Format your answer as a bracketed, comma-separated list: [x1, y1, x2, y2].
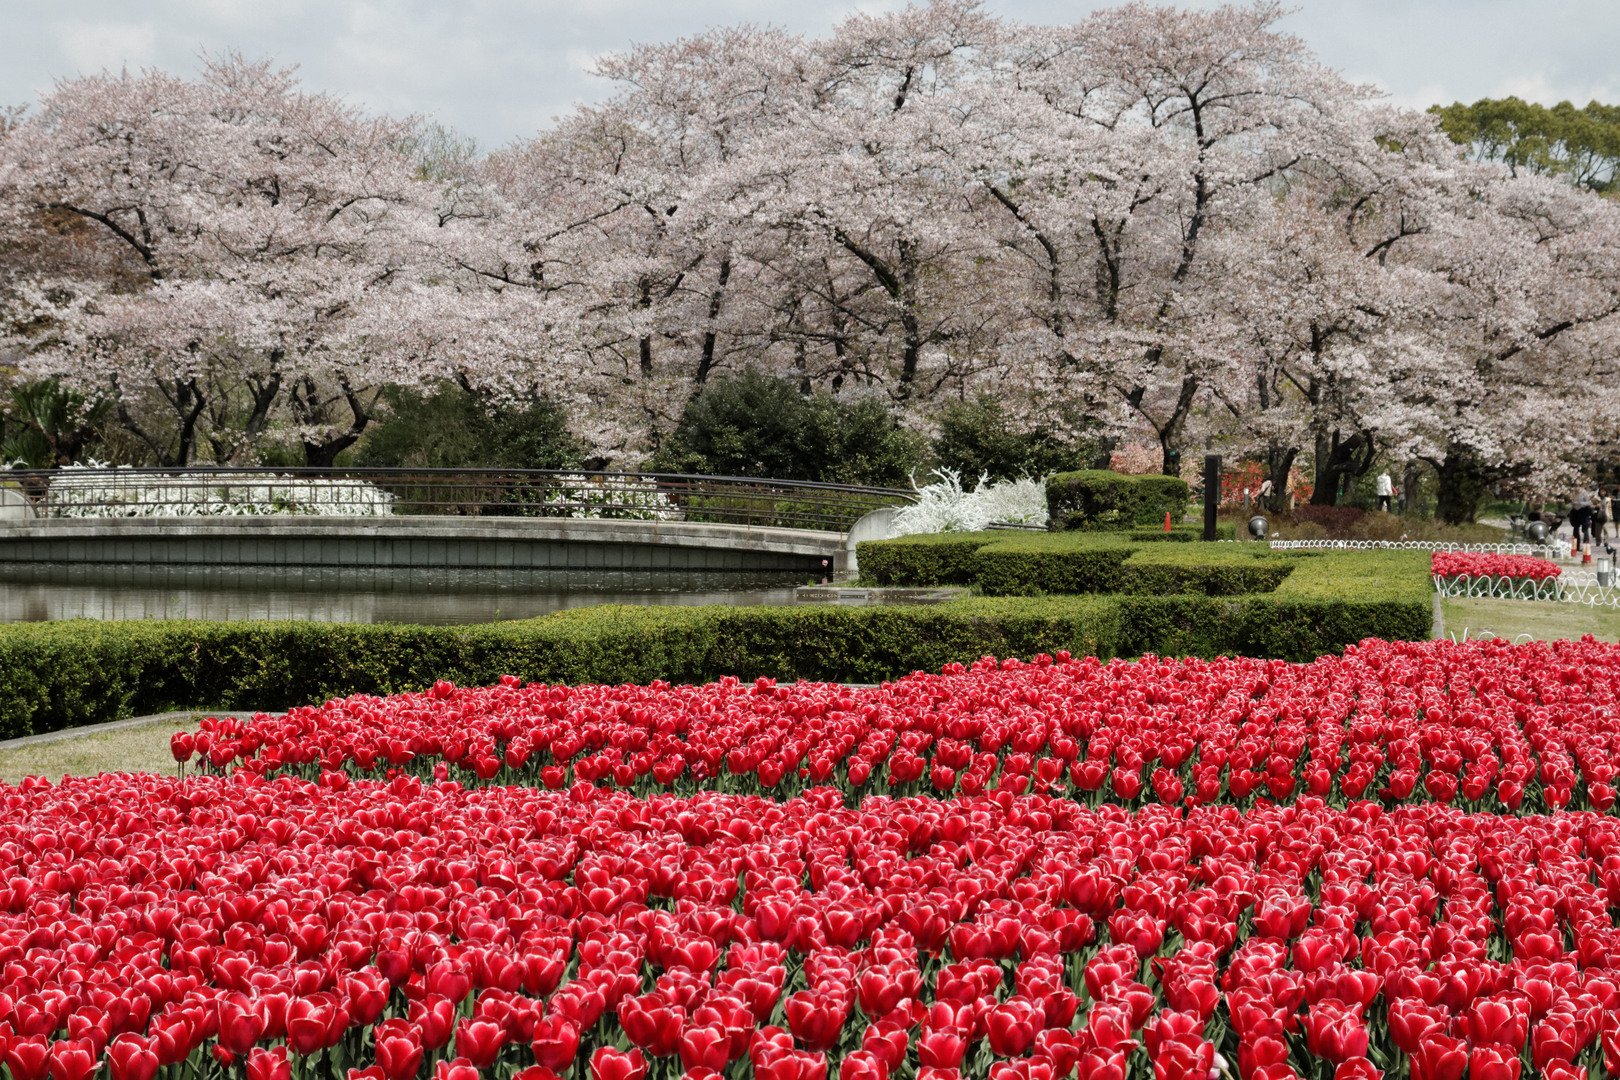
[1571, 489, 1594, 546]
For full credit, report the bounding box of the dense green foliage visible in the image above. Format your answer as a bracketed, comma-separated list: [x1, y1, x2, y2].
[1046, 469, 1191, 531]
[930, 395, 1094, 484]
[0, 378, 109, 467]
[648, 371, 923, 486]
[1430, 96, 1620, 193]
[0, 551, 1430, 738]
[355, 382, 586, 470]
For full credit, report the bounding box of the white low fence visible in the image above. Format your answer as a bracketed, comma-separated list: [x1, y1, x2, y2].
[40, 471, 397, 518]
[1271, 538, 1559, 557]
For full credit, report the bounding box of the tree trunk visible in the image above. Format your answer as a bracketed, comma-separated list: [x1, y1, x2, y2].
[1264, 444, 1298, 514]
[1434, 451, 1490, 525]
[298, 378, 375, 468]
[1310, 430, 1373, 507]
[1402, 460, 1421, 514]
[694, 257, 732, 386]
[1155, 376, 1199, 476]
[1090, 435, 1117, 471]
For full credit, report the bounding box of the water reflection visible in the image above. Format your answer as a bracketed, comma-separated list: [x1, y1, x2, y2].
[0, 564, 804, 625]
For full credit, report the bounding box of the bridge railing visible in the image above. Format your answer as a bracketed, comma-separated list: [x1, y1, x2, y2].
[0, 467, 916, 532]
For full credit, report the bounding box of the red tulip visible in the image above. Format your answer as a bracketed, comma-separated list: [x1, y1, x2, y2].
[531, 1017, 580, 1072]
[590, 1048, 647, 1080]
[1465, 996, 1528, 1052]
[410, 997, 458, 1052]
[618, 995, 684, 1058]
[454, 1019, 505, 1069]
[861, 1022, 910, 1070]
[753, 1049, 827, 1080]
[1409, 1035, 1467, 1080]
[374, 1021, 424, 1080]
[285, 996, 342, 1055]
[1074, 1050, 1129, 1080]
[1468, 1046, 1520, 1080]
[1302, 1003, 1368, 1063]
[106, 1037, 157, 1080]
[345, 971, 391, 1027]
[917, 1030, 970, 1069]
[47, 1041, 98, 1080]
[244, 1049, 290, 1080]
[1150, 1035, 1213, 1080]
[678, 1026, 730, 1074]
[985, 1000, 1041, 1057]
[216, 996, 266, 1058]
[1332, 1062, 1381, 1080]
[783, 993, 847, 1053]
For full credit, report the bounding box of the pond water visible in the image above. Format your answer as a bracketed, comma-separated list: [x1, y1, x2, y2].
[0, 565, 805, 625]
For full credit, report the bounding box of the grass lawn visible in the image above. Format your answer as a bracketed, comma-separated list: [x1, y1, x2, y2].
[1441, 597, 1620, 644]
[0, 716, 195, 785]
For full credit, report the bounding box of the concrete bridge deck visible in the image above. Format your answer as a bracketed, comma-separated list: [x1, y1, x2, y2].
[0, 515, 850, 574]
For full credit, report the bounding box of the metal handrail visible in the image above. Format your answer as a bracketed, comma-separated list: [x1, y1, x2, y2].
[0, 467, 916, 532]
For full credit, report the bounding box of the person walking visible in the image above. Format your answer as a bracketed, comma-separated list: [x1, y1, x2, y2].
[1376, 471, 1393, 513]
[1571, 487, 1594, 548]
[1593, 488, 1610, 545]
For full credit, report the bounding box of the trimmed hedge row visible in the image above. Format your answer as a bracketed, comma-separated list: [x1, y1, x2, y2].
[1047, 469, 1190, 531]
[1116, 551, 1433, 659]
[0, 550, 1431, 739]
[859, 530, 1277, 595]
[0, 601, 1123, 739]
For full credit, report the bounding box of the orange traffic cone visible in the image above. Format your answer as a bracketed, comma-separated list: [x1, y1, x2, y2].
[1164, 511, 1173, 532]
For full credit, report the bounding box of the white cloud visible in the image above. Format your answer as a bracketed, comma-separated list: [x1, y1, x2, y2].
[1496, 73, 1620, 107]
[565, 47, 606, 75]
[51, 18, 159, 76]
[6, 0, 1619, 146]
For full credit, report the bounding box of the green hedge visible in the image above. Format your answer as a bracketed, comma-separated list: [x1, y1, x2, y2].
[859, 531, 1289, 595]
[1115, 551, 1432, 659]
[0, 550, 1431, 739]
[0, 601, 1121, 739]
[854, 531, 996, 586]
[1047, 470, 1190, 531]
[1115, 546, 1298, 597]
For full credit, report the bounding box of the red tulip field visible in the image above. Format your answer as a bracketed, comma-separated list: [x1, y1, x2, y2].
[13, 638, 1620, 1080]
[1429, 553, 1561, 584]
[192, 638, 1620, 815]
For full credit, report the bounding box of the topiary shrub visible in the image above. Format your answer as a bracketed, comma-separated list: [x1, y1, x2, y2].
[649, 370, 923, 486]
[1046, 470, 1190, 531]
[356, 381, 585, 470]
[930, 395, 1093, 484]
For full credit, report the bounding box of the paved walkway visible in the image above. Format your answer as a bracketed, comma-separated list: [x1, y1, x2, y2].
[0, 710, 259, 751]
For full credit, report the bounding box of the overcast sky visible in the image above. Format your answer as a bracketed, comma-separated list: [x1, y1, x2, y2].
[4, 0, 1616, 149]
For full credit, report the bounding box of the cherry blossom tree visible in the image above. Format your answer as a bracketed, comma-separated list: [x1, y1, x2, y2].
[1396, 170, 1620, 521]
[0, 55, 427, 465]
[4, 3, 1618, 492]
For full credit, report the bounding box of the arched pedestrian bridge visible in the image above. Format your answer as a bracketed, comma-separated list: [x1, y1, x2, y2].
[0, 468, 911, 579]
